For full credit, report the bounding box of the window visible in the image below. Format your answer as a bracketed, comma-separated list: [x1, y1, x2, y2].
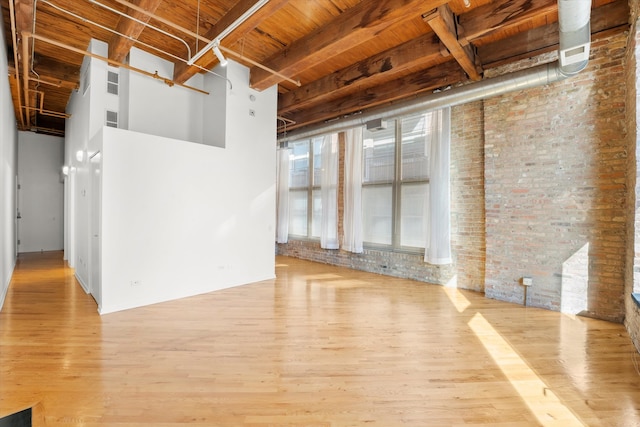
[288, 137, 323, 238]
[285, 111, 444, 254]
[362, 122, 395, 245]
[362, 113, 431, 249]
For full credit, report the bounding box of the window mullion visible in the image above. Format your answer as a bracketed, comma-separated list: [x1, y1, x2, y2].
[307, 140, 314, 238]
[392, 120, 402, 249]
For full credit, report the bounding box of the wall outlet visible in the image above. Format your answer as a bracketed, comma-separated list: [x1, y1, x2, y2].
[522, 277, 533, 286]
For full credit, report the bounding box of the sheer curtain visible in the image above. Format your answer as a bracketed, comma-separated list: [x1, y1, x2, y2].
[343, 127, 363, 253]
[320, 134, 339, 249]
[424, 107, 452, 264]
[276, 148, 290, 244]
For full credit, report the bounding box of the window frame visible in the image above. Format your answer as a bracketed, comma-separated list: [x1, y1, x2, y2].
[287, 137, 323, 240]
[362, 113, 431, 253]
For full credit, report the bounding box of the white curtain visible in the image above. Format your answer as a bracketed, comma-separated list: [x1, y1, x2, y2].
[343, 128, 363, 253]
[320, 134, 339, 249]
[275, 148, 290, 244]
[424, 107, 452, 264]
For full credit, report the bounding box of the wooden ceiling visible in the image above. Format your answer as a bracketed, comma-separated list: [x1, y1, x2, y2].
[0, 0, 631, 137]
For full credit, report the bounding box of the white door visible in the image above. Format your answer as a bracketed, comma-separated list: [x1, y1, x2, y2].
[89, 152, 102, 311]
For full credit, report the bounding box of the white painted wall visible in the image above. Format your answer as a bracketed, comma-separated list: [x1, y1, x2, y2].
[125, 48, 204, 144]
[65, 39, 110, 290]
[17, 132, 64, 253]
[0, 14, 18, 310]
[203, 66, 227, 148]
[96, 60, 277, 314]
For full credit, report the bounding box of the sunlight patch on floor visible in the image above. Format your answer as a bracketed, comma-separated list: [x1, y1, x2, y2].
[468, 313, 586, 427]
[443, 284, 470, 313]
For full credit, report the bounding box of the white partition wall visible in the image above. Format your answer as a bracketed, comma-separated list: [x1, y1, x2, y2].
[124, 48, 205, 144]
[72, 58, 277, 314]
[0, 14, 17, 310]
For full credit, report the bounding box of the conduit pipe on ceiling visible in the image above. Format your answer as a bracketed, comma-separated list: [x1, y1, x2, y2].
[88, 0, 192, 58]
[41, 0, 232, 89]
[106, 0, 300, 86]
[23, 32, 210, 96]
[8, 0, 25, 128]
[278, 0, 592, 143]
[22, 29, 32, 128]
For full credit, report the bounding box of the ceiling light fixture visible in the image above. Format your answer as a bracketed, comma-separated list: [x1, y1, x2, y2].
[212, 40, 227, 67]
[187, 0, 269, 66]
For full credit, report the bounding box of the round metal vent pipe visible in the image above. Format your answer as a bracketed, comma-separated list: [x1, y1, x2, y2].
[279, 0, 592, 143]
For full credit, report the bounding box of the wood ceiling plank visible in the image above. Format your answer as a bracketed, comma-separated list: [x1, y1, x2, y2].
[284, 61, 466, 130]
[423, 4, 481, 81]
[173, 0, 290, 83]
[279, 32, 444, 114]
[109, 0, 164, 63]
[9, 64, 78, 90]
[458, 0, 557, 42]
[249, 0, 449, 91]
[31, 53, 81, 84]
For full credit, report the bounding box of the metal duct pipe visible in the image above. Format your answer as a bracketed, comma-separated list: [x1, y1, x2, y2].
[558, 0, 592, 76]
[279, 0, 592, 143]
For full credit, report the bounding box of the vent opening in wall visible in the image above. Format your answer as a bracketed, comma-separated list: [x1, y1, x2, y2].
[106, 110, 118, 128]
[107, 70, 119, 95]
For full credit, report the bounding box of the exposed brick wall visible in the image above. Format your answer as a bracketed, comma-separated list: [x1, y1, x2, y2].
[627, 10, 640, 352]
[450, 101, 486, 291]
[277, 102, 486, 290]
[277, 239, 456, 285]
[484, 31, 628, 322]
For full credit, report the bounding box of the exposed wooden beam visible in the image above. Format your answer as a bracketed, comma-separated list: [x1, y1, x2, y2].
[423, 4, 481, 81]
[250, 0, 449, 91]
[14, 0, 34, 42]
[14, 0, 34, 125]
[109, 0, 164, 63]
[458, 0, 557, 42]
[279, 32, 445, 115]
[284, 61, 466, 131]
[173, 0, 290, 84]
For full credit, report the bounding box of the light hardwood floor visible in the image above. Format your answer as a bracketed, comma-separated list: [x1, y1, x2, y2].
[1, 251, 639, 426]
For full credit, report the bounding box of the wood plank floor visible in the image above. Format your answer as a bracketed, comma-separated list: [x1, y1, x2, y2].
[1, 251, 640, 426]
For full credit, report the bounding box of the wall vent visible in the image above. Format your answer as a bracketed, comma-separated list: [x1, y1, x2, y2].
[365, 118, 387, 132]
[106, 110, 118, 128]
[107, 70, 119, 95]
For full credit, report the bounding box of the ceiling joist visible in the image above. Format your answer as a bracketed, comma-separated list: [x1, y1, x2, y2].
[109, 0, 164, 63]
[423, 4, 481, 81]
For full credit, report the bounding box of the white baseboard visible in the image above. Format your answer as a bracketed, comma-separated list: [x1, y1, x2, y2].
[0, 259, 16, 312]
[75, 272, 90, 294]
